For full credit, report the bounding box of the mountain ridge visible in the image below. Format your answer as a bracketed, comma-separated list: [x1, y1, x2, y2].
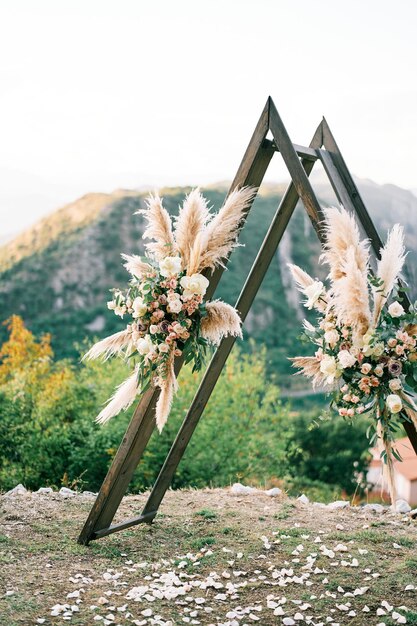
[1, 179, 417, 384]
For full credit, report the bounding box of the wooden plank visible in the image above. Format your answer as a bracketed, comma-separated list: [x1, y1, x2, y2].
[321, 118, 385, 251]
[321, 118, 417, 456]
[140, 120, 324, 519]
[268, 102, 324, 234]
[93, 512, 156, 539]
[78, 100, 274, 545]
[273, 142, 319, 161]
[318, 149, 358, 212]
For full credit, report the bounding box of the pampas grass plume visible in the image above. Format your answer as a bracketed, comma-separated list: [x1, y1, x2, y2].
[82, 329, 131, 362]
[139, 193, 176, 260]
[198, 186, 256, 271]
[95, 366, 139, 425]
[155, 356, 178, 432]
[201, 300, 242, 345]
[121, 253, 154, 278]
[174, 188, 210, 268]
[373, 224, 406, 325]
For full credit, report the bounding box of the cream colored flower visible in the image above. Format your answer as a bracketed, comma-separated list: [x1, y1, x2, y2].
[180, 273, 209, 299]
[167, 298, 182, 314]
[337, 349, 356, 369]
[303, 281, 324, 310]
[373, 343, 385, 357]
[388, 301, 405, 317]
[386, 394, 402, 413]
[324, 329, 340, 347]
[374, 365, 384, 377]
[320, 355, 339, 383]
[389, 378, 402, 391]
[136, 334, 154, 355]
[159, 256, 182, 277]
[132, 296, 148, 318]
[361, 363, 372, 374]
[107, 300, 116, 310]
[158, 342, 170, 353]
[114, 305, 126, 318]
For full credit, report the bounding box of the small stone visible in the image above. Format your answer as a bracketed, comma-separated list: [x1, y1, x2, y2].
[297, 494, 309, 504]
[327, 500, 350, 509]
[5, 484, 27, 496]
[36, 487, 54, 494]
[265, 487, 282, 497]
[405, 584, 415, 591]
[396, 499, 411, 513]
[230, 483, 258, 495]
[82, 491, 97, 497]
[59, 487, 77, 497]
[409, 507, 417, 519]
[363, 503, 384, 513]
[283, 619, 296, 626]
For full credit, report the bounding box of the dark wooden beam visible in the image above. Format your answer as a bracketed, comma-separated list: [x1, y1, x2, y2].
[268, 102, 324, 234]
[78, 98, 274, 545]
[140, 120, 324, 521]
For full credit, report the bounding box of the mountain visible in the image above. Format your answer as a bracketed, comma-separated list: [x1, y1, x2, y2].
[1, 179, 416, 386]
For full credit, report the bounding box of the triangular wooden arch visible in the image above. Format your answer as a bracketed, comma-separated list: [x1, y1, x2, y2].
[78, 97, 417, 544]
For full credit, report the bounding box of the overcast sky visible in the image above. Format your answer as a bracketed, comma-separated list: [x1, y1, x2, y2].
[1, 0, 417, 236]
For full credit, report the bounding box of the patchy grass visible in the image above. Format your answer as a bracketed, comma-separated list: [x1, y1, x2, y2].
[0, 489, 417, 625]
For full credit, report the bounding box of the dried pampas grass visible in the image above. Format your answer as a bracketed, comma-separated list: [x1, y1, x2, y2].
[174, 189, 210, 268]
[288, 263, 315, 291]
[321, 207, 369, 280]
[198, 187, 256, 271]
[155, 354, 178, 432]
[372, 224, 406, 325]
[200, 300, 242, 345]
[376, 419, 397, 508]
[139, 193, 176, 260]
[290, 356, 328, 389]
[121, 253, 154, 278]
[96, 366, 139, 424]
[400, 392, 417, 432]
[332, 245, 371, 342]
[82, 329, 132, 362]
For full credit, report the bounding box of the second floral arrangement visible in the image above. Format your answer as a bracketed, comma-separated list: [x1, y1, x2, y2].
[84, 187, 255, 431]
[289, 207, 417, 506]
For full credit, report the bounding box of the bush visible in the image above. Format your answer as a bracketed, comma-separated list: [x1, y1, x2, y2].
[0, 316, 371, 498]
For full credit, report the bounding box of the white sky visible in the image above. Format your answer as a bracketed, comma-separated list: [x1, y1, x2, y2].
[1, 0, 417, 236]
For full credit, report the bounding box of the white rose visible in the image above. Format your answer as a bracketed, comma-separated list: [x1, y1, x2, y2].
[303, 281, 324, 310]
[180, 273, 209, 299]
[388, 301, 405, 318]
[167, 298, 182, 314]
[132, 296, 148, 318]
[389, 378, 402, 391]
[159, 256, 182, 277]
[373, 343, 385, 357]
[149, 324, 159, 334]
[114, 305, 126, 318]
[107, 300, 116, 310]
[337, 349, 356, 369]
[386, 393, 403, 414]
[320, 355, 338, 383]
[324, 329, 340, 347]
[136, 334, 153, 356]
[158, 342, 170, 353]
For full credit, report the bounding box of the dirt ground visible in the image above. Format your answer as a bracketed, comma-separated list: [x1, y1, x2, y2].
[1, 488, 417, 625]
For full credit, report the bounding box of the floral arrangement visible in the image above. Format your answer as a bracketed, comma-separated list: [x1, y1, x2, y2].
[289, 207, 417, 505]
[83, 187, 255, 431]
